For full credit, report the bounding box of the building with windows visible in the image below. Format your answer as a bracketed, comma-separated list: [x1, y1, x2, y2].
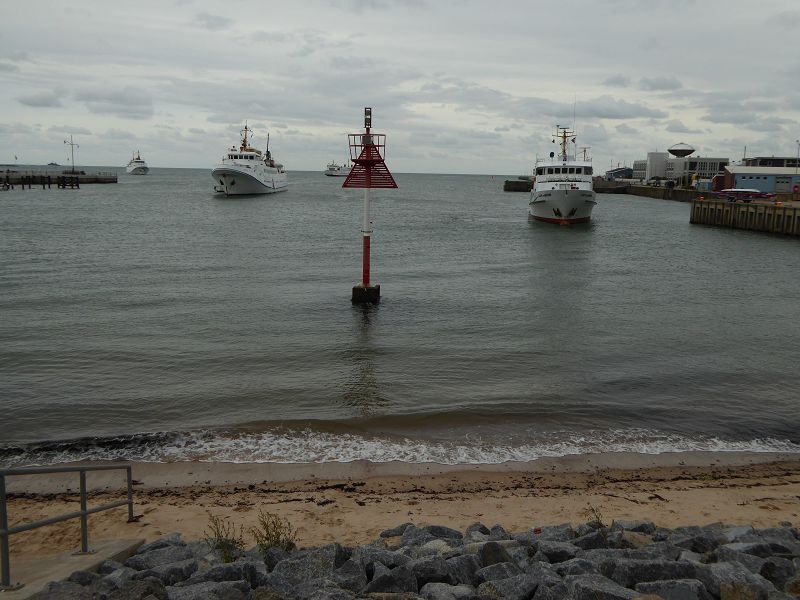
[645, 152, 669, 181]
[666, 157, 729, 187]
[632, 160, 646, 181]
[743, 156, 800, 168]
[605, 166, 633, 180]
[722, 165, 800, 193]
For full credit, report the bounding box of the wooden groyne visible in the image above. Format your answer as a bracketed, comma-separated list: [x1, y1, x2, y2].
[691, 198, 800, 236]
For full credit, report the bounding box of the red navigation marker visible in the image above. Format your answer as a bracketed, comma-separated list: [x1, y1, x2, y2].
[343, 107, 398, 304]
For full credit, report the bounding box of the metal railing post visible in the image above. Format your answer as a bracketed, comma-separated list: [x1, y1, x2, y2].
[79, 471, 88, 553]
[1, 474, 10, 588]
[126, 467, 134, 522]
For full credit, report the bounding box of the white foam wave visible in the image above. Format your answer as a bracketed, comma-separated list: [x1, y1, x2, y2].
[6, 427, 800, 467]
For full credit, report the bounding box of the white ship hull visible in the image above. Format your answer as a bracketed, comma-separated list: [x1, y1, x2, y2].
[529, 188, 597, 224]
[324, 169, 349, 177]
[126, 165, 149, 175]
[212, 166, 288, 196]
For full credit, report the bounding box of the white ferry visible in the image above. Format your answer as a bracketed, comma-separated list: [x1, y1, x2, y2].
[126, 151, 149, 175]
[529, 127, 596, 224]
[323, 161, 351, 177]
[212, 124, 287, 196]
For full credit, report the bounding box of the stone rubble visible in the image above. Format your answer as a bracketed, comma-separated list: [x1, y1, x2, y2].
[27, 520, 800, 600]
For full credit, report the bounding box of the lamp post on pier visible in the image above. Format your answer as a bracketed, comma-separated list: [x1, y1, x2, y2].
[64, 135, 79, 174]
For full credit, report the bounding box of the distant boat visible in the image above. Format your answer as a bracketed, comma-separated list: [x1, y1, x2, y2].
[126, 151, 149, 175]
[529, 126, 597, 224]
[212, 124, 287, 196]
[47, 162, 60, 166]
[323, 160, 351, 177]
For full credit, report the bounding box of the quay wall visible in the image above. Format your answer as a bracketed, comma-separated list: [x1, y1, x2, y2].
[690, 199, 800, 237]
[2, 170, 117, 185]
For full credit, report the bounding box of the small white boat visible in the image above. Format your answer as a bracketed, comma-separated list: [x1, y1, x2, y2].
[323, 160, 351, 177]
[126, 151, 149, 175]
[529, 127, 596, 224]
[212, 124, 287, 196]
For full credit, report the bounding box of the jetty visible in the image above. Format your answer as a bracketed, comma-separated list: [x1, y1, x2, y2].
[691, 198, 800, 236]
[2, 169, 117, 189]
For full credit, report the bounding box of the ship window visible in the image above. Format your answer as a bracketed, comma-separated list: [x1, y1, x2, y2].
[555, 168, 562, 174]
[575, 168, 582, 174]
[547, 168, 553, 174]
[568, 168, 575, 174]
[537, 168, 544, 175]
[585, 167, 593, 175]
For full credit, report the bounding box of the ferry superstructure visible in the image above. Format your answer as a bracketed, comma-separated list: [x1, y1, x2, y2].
[529, 127, 596, 224]
[323, 160, 351, 177]
[212, 124, 287, 196]
[126, 151, 149, 175]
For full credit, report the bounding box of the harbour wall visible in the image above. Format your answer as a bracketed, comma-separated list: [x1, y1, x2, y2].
[2, 169, 118, 185]
[690, 198, 800, 237]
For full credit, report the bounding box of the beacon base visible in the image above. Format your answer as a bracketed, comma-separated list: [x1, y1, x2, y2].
[352, 283, 380, 304]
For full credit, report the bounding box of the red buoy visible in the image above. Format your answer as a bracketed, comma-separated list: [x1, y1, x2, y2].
[343, 108, 398, 304]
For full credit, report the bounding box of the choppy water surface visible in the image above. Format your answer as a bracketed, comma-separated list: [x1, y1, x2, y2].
[1, 169, 799, 465]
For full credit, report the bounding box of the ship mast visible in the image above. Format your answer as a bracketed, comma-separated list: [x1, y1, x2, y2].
[554, 125, 574, 161]
[240, 122, 251, 151]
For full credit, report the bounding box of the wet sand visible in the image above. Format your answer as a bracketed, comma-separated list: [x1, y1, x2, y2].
[5, 451, 800, 558]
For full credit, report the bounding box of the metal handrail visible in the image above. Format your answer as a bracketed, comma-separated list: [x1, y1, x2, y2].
[0, 464, 138, 590]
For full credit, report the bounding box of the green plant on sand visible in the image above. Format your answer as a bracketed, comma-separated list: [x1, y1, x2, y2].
[251, 509, 297, 559]
[204, 513, 246, 563]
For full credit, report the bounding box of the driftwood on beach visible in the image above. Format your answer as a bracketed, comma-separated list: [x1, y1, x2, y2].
[29, 519, 800, 600]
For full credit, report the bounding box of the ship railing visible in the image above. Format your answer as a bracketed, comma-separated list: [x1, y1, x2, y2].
[0, 464, 138, 590]
[535, 155, 592, 165]
[537, 175, 593, 182]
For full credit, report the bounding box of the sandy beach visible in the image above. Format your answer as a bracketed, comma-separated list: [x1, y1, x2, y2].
[5, 451, 800, 559]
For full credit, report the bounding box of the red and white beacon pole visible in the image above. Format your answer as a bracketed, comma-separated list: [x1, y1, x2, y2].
[342, 107, 398, 304]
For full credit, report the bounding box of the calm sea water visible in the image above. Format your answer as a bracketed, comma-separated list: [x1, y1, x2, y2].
[1, 168, 799, 466]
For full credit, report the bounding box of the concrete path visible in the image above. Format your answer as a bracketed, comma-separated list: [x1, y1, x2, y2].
[1, 538, 143, 599]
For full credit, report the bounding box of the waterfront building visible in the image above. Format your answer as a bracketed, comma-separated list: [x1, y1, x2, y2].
[605, 166, 633, 180]
[722, 165, 800, 193]
[666, 157, 729, 187]
[645, 152, 669, 181]
[632, 160, 646, 181]
[743, 156, 800, 168]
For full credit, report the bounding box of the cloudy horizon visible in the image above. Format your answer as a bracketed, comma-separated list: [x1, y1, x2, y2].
[2, 0, 800, 174]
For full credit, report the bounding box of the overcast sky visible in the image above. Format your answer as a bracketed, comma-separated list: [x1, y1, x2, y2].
[2, 0, 800, 174]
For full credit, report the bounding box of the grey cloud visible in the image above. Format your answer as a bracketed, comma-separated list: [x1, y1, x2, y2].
[75, 87, 154, 120]
[0, 62, 19, 72]
[344, 0, 426, 12]
[103, 129, 137, 140]
[603, 74, 630, 88]
[577, 95, 668, 119]
[0, 123, 38, 134]
[639, 76, 682, 91]
[665, 120, 701, 134]
[494, 125, 511, 132]
[616, 123, 639, 134]
[194, 12, 233, 31]
[189, 127, 205, 134]
[765, 10, 800, 28]
[48, 125, 92, 135]
[252, 31, 289, 43]
[17, 91, 62, 107]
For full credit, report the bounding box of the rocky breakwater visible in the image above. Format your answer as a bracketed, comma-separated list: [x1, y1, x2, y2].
[30, 520, 800, 600]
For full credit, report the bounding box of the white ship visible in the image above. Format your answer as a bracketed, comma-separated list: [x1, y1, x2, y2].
[323, 160, 351, 177]
[529, 127, 596, 224]
[212, 124, 287, 196]
[126, 151, 149, 175]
